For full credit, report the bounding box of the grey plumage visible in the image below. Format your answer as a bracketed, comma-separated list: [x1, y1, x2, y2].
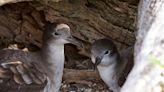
[0, 23, 81, 92]
[91, 38, 128, 92]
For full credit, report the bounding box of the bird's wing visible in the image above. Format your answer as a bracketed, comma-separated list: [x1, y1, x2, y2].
[0, 49, 47, 92]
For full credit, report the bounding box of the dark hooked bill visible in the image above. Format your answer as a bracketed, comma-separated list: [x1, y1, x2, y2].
[94, 56, 102, 70]
[66, 36, 83, 48]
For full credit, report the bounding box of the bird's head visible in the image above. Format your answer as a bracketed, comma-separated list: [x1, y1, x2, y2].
[91, 39, 119, 67]
[43, 23, 82, 47]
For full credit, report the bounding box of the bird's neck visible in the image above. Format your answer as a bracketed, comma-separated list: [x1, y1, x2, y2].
[97, 64, 117, 83]
[97, 65, 120, 92]
[41, 42, 65, 92]
[97, 55, 122, 92]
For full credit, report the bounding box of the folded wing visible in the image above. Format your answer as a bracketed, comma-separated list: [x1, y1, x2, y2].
[0, 49, 47, 92]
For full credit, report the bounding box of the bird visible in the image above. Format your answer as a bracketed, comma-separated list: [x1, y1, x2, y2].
[91, 38, 133, 92]
[0, 23, 81, 92]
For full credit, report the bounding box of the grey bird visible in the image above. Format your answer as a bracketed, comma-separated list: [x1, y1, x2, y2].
[91, 38, 130, 92]
[0, 23, 81, 92]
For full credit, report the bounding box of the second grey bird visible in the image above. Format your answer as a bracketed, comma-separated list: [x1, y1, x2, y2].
[91, 38, 128, 92]
[0, 23, 81, 92]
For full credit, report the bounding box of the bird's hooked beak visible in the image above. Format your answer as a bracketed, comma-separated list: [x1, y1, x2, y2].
[94, 56, 102, 70]
[66, 36, 83, 48]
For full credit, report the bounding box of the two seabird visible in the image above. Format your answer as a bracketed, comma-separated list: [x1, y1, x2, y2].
[0, 23, 131, 92]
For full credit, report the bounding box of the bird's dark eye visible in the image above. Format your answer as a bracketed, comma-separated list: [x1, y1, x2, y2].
[104, 50, 109, 54]
[54, 32, 59, 35]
